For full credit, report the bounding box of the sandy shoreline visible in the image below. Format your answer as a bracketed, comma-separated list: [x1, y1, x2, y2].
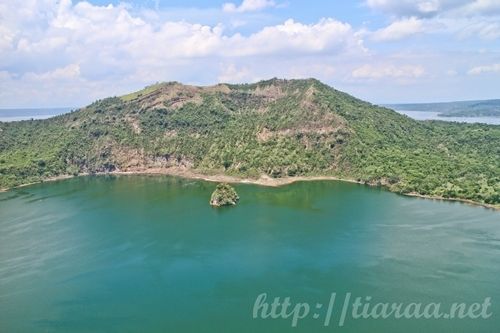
[1, 168, 498, 210]
[402, 192, 499, 211]
[111, 168, 363, 187]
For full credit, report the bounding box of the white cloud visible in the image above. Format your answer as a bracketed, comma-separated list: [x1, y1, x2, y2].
[0, 0, 498, 106]
[468, 63, 500, 75]
[371, 17, 425, 41]
[232, 19, 364, 56]
[457, 0, 500, 16]
[0, 71, 12, 81]
[452, 18, 500, 39]
[222, 0, 276, 13]
[218, 64, 255, 83]
[23, 64, 81, 81]
[0, 1, 367, 106]
[366, 0, 467, 18]
[365, 0, 500, 42]
[366, 0, 500, 18]
[352, 64, 425, 79]
[0, 2, 363, 68]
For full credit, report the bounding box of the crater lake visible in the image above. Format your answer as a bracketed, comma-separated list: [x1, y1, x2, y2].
[0, 175, 498, 332]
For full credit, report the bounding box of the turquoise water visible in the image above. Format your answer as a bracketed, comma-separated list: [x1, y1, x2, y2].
[0, 175, 499, 332]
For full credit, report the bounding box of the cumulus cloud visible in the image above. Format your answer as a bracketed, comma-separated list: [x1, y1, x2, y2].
[222, 0, 276, 13]
[468, 63, 500, 75]
[366, 0, 500, 18]
[366, 0, 469, 18]
[23, 64, 81, 81]
[218, 64, 255, 83]
[352, 64, 425, 79]
[453, 18, 500, 39]
[371, 17, 425, 41]
[1, 2, 362, 60]
[0, 0, 367, 106]
[233, 19, 365, 56]
[456, 0, 500, 16]
[1, 0, 497, 106]
[366, 0, 500, 42]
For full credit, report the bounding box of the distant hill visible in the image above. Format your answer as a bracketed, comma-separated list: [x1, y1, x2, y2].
[0, 79, 499, 206]
[386, 99, 500, 117]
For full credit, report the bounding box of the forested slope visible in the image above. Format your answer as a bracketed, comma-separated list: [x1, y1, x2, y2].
[1, 79, 498, 206]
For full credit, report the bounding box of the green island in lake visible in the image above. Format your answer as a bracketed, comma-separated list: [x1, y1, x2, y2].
[0, 79, 498, 208]
[210, 183, 240, 207]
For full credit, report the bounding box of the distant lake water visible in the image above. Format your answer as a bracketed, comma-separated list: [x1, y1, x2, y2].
[0, 176, 499, 332]
[0, 108, 73, 122]
[0, 115, 57, 122]
[395, 110, 500, 125]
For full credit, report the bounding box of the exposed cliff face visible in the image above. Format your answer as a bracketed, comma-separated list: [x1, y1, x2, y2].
[0, 78, 498, 206]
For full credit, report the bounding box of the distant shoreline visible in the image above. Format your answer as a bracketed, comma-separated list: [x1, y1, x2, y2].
[0, 107, 74, 122]
[0, 115, 56, 122]
[392, 110, 500, 125]
[1, 167, 498, 211]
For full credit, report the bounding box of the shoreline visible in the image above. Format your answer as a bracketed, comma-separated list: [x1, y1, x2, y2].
[1, 168, 499, 211]
[402, 192, 499, 211]
[111, 168, 364, 187]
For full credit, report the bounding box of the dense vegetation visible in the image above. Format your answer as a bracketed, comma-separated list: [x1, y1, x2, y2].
[0, 79, 499, 207]
[210, 183, 239, 207]
[387, 99, 500, 117]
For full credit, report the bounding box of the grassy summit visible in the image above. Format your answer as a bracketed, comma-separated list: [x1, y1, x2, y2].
[0, 78, 498, 207]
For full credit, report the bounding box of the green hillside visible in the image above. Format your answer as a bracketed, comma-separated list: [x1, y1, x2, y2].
[1, 79, 499, 206]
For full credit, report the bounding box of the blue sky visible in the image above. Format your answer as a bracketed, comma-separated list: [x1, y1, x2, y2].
[1, 0, 499, 107]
